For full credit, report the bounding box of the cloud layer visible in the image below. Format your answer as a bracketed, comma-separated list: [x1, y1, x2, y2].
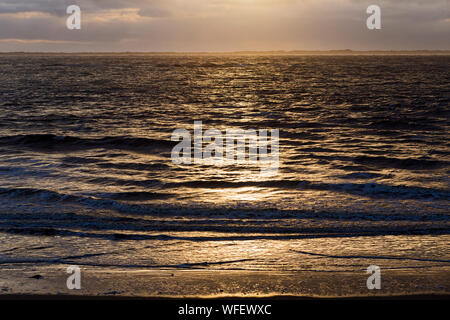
[0, 0, 448, 51]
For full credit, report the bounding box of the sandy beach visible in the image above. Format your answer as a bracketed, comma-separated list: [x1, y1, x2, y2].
[1, 266, 448, 299]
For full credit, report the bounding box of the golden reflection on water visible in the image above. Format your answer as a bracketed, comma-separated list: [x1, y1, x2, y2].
[203, 186, 275, 202]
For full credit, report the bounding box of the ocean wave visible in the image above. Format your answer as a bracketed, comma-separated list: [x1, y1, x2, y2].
[1, 186, 448, 221]
[0, 187, 172, 208]
[354, 155, 448, 170]
[0, 187, 77, 202]
[100, 191, 174, 201]
[163, 180, 450, 201]
[95, 162, 170, 171]
[0, 174, 448, 211]
[1, 221, 449, 244]
[0, 134, 176, 153]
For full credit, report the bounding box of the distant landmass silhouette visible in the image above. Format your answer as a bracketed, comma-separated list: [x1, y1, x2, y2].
[1, 50, 449, 55]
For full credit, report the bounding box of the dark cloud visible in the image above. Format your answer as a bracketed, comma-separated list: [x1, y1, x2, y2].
[0, 0, 171, 17]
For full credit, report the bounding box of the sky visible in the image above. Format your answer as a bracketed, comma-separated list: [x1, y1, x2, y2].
[0, 0, 448, 52]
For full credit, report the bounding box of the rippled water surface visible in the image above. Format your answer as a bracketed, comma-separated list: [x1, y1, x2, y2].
[0, 54, 449, 275]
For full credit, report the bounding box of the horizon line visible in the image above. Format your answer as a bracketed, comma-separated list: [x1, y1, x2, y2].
[1, 49, 450, 55]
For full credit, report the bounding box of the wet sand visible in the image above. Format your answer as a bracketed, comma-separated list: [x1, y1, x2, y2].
[0, 266, 448, 299]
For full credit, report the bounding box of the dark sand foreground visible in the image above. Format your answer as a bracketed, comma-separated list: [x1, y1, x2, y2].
[0, 266, 448, 299]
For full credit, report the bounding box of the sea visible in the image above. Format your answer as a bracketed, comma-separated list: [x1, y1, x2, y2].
[0, 54, 448, 290]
